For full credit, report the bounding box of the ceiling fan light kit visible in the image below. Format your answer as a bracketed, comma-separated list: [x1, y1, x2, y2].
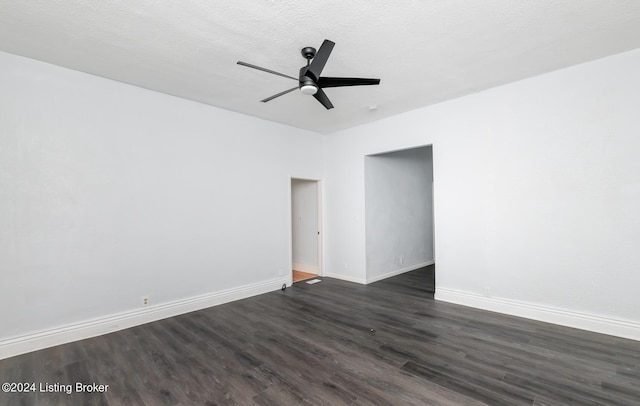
[237, 39, 380, 109]
[300, 84, 318, 95]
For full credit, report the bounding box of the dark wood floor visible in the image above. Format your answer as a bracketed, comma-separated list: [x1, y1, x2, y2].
[1, 265, 639, 405]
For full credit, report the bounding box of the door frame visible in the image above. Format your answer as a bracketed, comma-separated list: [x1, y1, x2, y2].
[289, 177, 324, 286]
[364, 144, 435, 284]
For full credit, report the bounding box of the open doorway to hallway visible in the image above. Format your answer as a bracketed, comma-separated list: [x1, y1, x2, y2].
[291, 178, 322, 283]
[364, 145, 435, 291]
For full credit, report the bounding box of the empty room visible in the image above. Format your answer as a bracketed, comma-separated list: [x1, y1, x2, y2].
[2, 1, 640, 405]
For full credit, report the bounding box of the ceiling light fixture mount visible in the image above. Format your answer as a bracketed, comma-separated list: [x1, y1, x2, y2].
[301, 47, 317, 60]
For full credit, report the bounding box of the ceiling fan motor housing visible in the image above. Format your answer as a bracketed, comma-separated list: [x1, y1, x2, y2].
[299, 66, 318, 95]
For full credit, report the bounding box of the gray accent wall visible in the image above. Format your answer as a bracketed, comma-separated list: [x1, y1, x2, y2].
[365, 146, 434, 281]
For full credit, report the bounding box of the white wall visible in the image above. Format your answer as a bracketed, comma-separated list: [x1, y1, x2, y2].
[365, 147, 433, 282]
[291, 179, 318, 273]
[324, 48, 640, 339]
[0, 51, 323, 354]
[3, 43, 640, 354]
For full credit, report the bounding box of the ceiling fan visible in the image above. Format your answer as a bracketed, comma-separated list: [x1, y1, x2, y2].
[237, 39, 380, 110]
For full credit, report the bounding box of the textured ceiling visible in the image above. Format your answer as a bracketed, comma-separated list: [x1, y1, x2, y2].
[1, 1, 640, 134]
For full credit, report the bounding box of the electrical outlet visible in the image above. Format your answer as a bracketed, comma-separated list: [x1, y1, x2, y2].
[400, 256, 405, 265]
[483, 287, 491, 298]
[142, 296, 149, 306]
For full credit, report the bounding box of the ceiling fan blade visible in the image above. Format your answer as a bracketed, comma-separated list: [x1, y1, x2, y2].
[261, 87, 298, 103]
[317, 77, 381, 88]
[237, 61, 298, 81]
[306, 39, 335, 81]
[313, 88, 334, 110]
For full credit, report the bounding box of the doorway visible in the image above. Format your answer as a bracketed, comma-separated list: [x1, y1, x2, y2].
[364, 145, 435, 290]
[291, 178, 322, 283]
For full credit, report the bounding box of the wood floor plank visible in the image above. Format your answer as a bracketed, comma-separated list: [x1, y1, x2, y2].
[401, 359, 535, 406]
[2, 265, 640, 405]
[292, 270, 318, 283]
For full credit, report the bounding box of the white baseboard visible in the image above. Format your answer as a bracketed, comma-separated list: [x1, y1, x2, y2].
[366, 260, 434, 284]
[323, 261, 434, 286]
[0, 277, 288, 360]
[323, 273, 367, 285]
[293, 262, 319, 274]
[435, 288, 640, 341]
